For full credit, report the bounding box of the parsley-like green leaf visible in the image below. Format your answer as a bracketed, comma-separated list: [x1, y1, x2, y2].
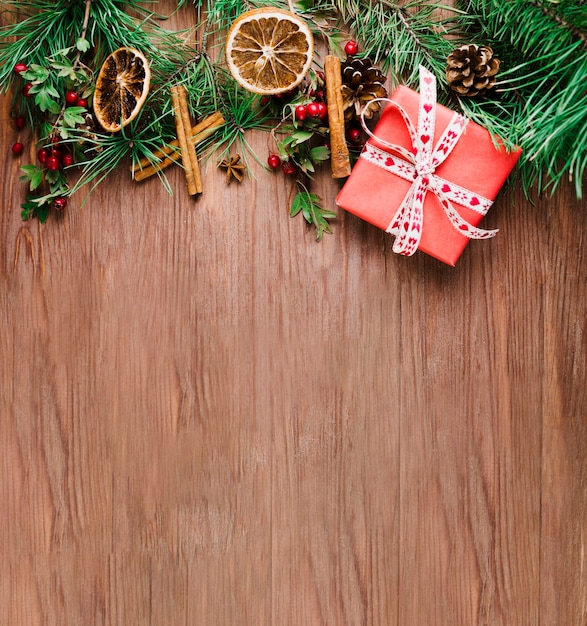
[290, 190, 336, 241]
[20, 165, 43, 191]
[309, 146, 330, 162]
[62, 106, 86, 128]
[34, 83, 61, 113]
[76, 37, 91, 53]
[21, 65, 49, 83]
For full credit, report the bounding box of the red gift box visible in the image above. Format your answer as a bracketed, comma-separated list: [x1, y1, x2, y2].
[336, 66, 522, 266]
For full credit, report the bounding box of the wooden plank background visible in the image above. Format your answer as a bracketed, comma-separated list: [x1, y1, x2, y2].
[1, 2, 586, 624]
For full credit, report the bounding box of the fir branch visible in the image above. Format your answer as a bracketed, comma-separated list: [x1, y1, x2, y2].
[457, 0, 587, 197]
[332, 0, 470, 85]
[527, 0, 587, 51]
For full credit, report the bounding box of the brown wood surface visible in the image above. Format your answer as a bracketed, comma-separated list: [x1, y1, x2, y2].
[1, 4, 586, 624]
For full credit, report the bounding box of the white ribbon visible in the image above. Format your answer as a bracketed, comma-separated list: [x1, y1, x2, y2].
[360, 66, 498, 257]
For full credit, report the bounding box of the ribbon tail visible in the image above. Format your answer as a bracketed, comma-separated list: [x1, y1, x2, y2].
[387, 179, 426, 256]
[436, 193, 499, 240]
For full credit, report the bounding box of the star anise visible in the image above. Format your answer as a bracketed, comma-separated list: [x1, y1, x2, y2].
[218, 154, 246, 184]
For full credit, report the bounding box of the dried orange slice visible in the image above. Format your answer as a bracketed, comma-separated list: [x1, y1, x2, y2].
[93, 47, 151, 132]
[225, 8, 314, 95]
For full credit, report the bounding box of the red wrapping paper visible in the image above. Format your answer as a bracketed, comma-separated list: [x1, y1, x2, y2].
[336, 84, 522, 266]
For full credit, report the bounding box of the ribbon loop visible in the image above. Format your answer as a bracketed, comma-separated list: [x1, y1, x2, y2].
[359, 66, 497, 257]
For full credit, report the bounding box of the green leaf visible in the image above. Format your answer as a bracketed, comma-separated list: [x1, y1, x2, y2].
[21, 65, 49, 83]
[21, 202, 36, 221]
[36, 204, 50, 223]
[76, 37, 91, 53]
[57, 66, 74, 78]
[20, 165, 43, 191]
[34, 83, 61, 113]
[290, 189, 336, 240]
[62, 107, 86, 128]
[290, 130, 315, 146]
[45, 169, 61, 184]
[298, 156, 315, 175]
[309, 146, 330, 162]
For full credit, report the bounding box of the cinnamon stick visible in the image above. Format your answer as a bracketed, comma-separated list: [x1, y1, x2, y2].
[131, 111, 225, 182]
[324, 55, 351, 179]
[170, 84, 203, 195]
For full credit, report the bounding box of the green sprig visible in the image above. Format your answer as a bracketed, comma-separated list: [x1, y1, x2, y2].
[290, 187, 336, 241]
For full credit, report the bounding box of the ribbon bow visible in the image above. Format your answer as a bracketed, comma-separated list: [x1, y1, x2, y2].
[360, 66, 498, 257]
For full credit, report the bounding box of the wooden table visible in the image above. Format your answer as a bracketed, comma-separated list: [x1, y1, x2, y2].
[1, 4, 586, 624]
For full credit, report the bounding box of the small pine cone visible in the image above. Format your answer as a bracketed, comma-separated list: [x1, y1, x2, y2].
[340, 57, 387, 122]
[446, 44, 500, 97]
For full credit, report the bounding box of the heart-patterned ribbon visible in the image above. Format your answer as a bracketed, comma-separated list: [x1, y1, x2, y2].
[360, 66, 498, 257]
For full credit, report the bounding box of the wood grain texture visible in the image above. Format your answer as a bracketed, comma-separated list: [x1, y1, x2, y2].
[1, 3, 586, 624]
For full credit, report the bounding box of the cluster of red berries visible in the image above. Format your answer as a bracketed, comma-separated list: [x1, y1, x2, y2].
[10, 64, 28, 157]
[294, 100, 327, 124]
[64, 90, 88, 108]
[267, 153, 296, 176]
[343, 40, 365, 147]
[37, 143, 74, 170]
[11, 61, 81, 211]
[265, 40, 362, 173]
[14, 61, 88, 108]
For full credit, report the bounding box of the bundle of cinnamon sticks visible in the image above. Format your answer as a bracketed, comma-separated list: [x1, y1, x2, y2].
[131, 86, 225, 194]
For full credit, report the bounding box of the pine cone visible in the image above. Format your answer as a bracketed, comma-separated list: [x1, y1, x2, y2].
[446, 45, 500, 97]
[340, 57, 387, 122]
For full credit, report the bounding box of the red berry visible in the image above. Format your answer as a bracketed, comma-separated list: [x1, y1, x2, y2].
[61, 153, 74, 167]
[53, 197, 67, 211]
[344, 40, 358, 56]
[11, 142, 24, 156]
[37, 148, 49, 163]
[13, 62, 28, 75]
[65, 91, 79, 106]
[348, 128, 362, 144]
[267, 154, 281, 170]
[46, 155, 60, 171]
[77, 98, 88, 108]
[260, 96, 270, 106]
[282, 161, 296, 176]
[317, 102, 328, 120]
[14, 115, 26, 129]
[294, 104, 307, 122]
[307, 102, 321, 118]
[22, 83, 33, 98]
